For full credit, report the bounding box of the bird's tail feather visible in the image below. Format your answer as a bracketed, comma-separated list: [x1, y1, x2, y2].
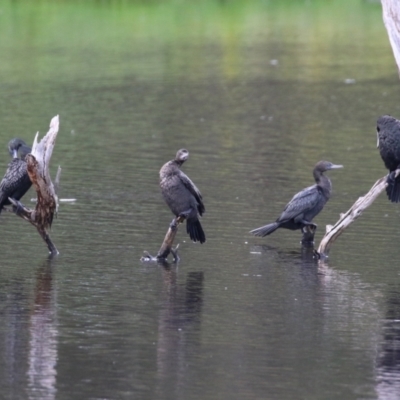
[386, 172, 400, 203]
[250, 222, 280, 237]
[187, 218, 206, 244]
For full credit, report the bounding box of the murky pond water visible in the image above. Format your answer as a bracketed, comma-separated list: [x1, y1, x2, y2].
[0, 0, 400, 399]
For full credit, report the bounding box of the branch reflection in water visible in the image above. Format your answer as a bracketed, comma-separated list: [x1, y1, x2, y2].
[250, 245, 384, 396]
[156, 267, 204, 399]
[2, 275, 28, 392]
[27, 257, 58, 400]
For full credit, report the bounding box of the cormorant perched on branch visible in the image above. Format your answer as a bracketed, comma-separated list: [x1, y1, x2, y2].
[250, 160, 343, 237]
[377, 115, 400, 202]
[0, 138, 32, 213]
[160, 149, 206, 243]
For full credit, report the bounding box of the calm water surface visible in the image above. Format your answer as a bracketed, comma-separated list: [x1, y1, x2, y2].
[0, 0, 400, 399]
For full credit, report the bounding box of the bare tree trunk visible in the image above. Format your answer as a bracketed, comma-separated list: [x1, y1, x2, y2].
[10, 115, 60, 255]
[381, 0, 400, 75]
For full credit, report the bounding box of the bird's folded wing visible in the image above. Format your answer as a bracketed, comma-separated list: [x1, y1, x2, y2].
[179, 172, 205, 215]
[279, 185, 319, 221]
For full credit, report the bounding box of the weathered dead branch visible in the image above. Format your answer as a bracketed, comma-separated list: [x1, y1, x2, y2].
[381, 0, 400, 76]
[316, 172, 397, 259]
[54, 166, 62, 196]
[315, 2, 400, 258]
[10, 115, 60, 255]
[141, 216, 184, 263]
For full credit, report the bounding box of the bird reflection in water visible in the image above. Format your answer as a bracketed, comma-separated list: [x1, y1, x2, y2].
[376, 288, 400, 398]
[156, 267, 204, 399]
[27, 257, 58, 400]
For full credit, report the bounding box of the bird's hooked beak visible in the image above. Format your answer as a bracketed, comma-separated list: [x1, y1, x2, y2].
[11, 149, 18, 159]
[376, 130, 380, 148]
[330, 164, 343, 169]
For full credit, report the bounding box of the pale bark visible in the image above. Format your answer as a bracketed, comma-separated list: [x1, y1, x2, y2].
[381, 0, 400, 75]
[317, 175, 390, 258]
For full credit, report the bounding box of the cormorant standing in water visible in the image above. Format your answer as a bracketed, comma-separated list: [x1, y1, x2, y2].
[377, 115, 400, 202]
[160, 149, 206, 243]
[0, 138, 32, 213]
[250, 160, 343, 237]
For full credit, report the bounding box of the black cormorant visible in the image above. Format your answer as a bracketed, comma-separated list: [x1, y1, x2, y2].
[377, 115, 400, 202]
[250, 160, 343, 237]
[160, 149, 206, 243]
[0, 138, 32, 213]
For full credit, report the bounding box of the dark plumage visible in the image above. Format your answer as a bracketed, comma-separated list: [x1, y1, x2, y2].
[0, 138, 32, 213]
[250, 160, 343, 237]
[160, 149, 205, 243]
[377, 115, 400, 202]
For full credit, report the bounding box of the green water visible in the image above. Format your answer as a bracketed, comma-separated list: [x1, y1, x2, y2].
[0, 1, 399, 399]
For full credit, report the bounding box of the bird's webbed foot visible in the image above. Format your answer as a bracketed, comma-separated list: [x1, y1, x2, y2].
[301, 221, 317, 232]
[301, 222, 317, 245]
[178, 209, 192, 220]
[388, 168, 400, 184]
[169, 214, 186, 230]
[169, 218, 178, 230]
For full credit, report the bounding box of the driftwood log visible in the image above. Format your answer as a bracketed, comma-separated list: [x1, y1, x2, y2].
[9, 115, 60, 255]
[141, 216, 184, 264]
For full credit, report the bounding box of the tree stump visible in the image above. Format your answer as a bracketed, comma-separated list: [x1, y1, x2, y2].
[141, 216, 184, 263]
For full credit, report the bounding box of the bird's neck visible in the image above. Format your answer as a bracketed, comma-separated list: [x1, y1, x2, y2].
[174, 160, 184, 168]
[315, 173, 332, 197]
